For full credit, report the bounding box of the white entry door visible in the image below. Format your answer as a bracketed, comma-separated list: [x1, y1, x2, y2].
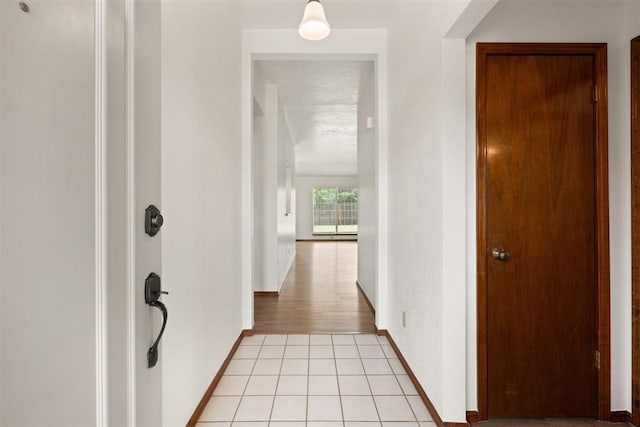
[130, 1, 163, 425]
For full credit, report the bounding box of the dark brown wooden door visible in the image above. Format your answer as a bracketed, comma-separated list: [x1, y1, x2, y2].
[484, 53, 598, 418]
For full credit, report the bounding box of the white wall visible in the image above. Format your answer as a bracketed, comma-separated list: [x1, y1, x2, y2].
[357, 65, 377, 308]
[0, 0, 97, 425]
[464, 0, 640, 413]
[296, 176, 359, 241]
[254, 83, 279, 292]
[252, 75, 296, 293]
[277, 99, 296, 288]
[386, 2, 469, 423]
[161, 2, 243, 425]
[252, 101, 266, 292]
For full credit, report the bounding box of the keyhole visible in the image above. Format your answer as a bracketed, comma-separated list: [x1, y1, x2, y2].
[19, 2, 29, 12]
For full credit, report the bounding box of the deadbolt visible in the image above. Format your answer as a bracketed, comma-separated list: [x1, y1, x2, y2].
[492, 248, 510, 261]
[145, 204, 164, 237]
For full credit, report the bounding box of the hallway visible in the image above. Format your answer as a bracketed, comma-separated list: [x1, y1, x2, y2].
[254, 241, 375, 334]
[197, 333, 434, 425]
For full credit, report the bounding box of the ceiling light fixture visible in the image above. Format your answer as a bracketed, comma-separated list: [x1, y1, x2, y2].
[298, 0, 331, 41]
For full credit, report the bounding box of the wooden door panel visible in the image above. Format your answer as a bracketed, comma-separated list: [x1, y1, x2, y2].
[485, 54, 597, 418]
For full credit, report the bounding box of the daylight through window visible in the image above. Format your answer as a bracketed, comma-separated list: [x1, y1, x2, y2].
[312, 187, 358, 235]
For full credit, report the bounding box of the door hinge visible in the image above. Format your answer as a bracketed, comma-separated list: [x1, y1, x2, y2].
[595, 350, 601, 370]
[593, 85, 599, 103]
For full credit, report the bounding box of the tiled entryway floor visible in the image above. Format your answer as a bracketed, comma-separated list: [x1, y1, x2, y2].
[197, 334, 435, 426]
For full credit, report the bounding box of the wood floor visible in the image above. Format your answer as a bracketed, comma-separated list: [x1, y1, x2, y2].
[254, 241, 375, 334]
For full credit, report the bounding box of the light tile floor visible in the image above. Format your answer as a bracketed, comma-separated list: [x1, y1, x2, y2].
[197, 334, 435, 426]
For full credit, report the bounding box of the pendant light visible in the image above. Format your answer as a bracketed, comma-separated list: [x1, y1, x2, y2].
[298, 0, 331, 41]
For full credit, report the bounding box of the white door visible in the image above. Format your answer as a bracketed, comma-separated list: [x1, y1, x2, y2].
[131, 1, 163, 425]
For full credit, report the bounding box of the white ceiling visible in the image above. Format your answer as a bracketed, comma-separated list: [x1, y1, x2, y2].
[256, 60, 374, 176]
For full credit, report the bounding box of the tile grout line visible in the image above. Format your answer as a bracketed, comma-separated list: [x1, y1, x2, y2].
[306, 335, 311, 424]
[358, 339, 383, 425]
[234, 337, 263, 423]
[331, 334, 346, 427]
[266, 335, 287, 424]
[382, 337, 422, 424]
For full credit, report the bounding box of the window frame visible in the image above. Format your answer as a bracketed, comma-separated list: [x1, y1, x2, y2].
[312, 187, 358, 236]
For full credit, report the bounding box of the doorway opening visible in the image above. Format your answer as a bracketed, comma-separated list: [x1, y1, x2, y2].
[475, 43, 610, 421]
[248, 54, 382, 334]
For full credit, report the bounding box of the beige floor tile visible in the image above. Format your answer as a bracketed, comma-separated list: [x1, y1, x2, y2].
[276, 376, 308, 396]
[374, 396, 416, 422]
[213, 376, 249, 396]
[338, 375, 371, 395]
[334, 345, 360, 359]
[271, 396, 307, 421]
[309, 359, 337, 375]
[308, 375, 339, 395]
[244, 375, 278, 395]
[280, 359, 309, 375]
[200, 396, 241, 422]
[333, 335, 356, 345]
[225, 360, 256, 376]
[240, 335, 265, 346]
[263, 335, 288, 346]
[252, 359, 282, 375]
[286, 334, 310, 345]
[308, 396, 343, 421]
[310, 335, 333, 345]
[367, 375, 403, 395]
[234, 396, 274, 422]
[336, 359, 365, 375]
[362, 359, 393, 375]
[284, 346, 309, 359]
[405, 396, 431, 422]
[341, 395, 379, 421]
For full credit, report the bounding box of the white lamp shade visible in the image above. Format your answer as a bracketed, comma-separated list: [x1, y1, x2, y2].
[298, 0, 331, 41]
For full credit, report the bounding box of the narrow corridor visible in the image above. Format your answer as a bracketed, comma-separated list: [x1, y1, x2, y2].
[254, 242, 375, 333]
[197, 333, 434, 425]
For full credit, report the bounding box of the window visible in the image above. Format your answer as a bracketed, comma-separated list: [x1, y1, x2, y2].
[313, 187, 358, 234]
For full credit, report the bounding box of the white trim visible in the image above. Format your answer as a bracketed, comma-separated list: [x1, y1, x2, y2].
[241, 29, 389, 329]
[124, 0, 137, 425]
[94, 0, 108, 425]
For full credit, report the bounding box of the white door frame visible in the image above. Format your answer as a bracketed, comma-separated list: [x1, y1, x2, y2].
[241, 29, 389, 329]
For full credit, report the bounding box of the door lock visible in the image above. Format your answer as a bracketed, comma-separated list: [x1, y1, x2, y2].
[145, 273, 168, 368]
[492, 248, 510, 261]
[145, 205, 164, 237]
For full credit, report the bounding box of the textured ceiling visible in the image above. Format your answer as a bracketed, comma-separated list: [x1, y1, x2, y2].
[256, 60, 374, 176]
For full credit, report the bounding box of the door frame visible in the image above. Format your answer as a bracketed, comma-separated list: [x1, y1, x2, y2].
[475, 42, 610, 421]
[240, 30, 389, 330]
[632, 35, 640, 427]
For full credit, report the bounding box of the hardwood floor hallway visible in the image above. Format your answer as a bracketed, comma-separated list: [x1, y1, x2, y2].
[254, 241, 376, 333]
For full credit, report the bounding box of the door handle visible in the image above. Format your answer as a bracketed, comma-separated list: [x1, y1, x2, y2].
[145, 273, 168, 368]
[492, 248, 510, 261]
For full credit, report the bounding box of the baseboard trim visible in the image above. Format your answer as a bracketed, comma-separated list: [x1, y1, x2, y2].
[186, 330, 251, 427]
[377, 330, 469, 427]
[466, 411, 480, 423]
[356, 280, 375, 315]
[610, 410, 632, 423]
[254, 291, 279, 297]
